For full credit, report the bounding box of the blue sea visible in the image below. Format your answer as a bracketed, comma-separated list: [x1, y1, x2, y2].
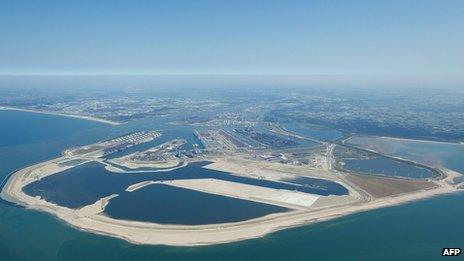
[0, 110, 463, 260]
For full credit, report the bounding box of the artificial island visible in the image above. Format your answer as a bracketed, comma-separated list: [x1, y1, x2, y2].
[1, 121, 462, 246]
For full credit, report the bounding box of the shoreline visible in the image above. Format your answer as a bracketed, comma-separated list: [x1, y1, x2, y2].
[381, 136, 464, 145]
[0, 106, 120, 126]
[343, 135, 464, 146]
[1, 155, 461, 246]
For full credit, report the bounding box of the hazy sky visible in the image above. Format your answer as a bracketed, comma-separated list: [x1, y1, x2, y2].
[1, 0, 463, 80]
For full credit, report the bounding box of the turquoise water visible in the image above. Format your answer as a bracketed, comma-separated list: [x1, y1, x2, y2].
[1, 110, 463, 260]
[347, 136, 464, 174]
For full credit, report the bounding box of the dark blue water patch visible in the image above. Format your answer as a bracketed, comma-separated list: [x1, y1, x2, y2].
[104, 184, 288, 225]
[341, 157, 437, 179]
[23, 161, 348, 209]
[453, 175, 464, 184]
[283, 177, 348, 194]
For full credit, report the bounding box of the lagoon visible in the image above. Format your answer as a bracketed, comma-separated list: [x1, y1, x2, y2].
[347, 136, 464, 173]
[341, 157, 437, 179]
[23, 161, 348, 209]
[105, 184, 288, 225]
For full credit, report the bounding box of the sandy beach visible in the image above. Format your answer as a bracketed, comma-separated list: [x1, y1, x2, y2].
[347, 135, 464, 146]
[1, 154, 461, 246]
[0, 106, 120, 125]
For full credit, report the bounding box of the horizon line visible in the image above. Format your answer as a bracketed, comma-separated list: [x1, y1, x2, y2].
[0, 72, 461, 77]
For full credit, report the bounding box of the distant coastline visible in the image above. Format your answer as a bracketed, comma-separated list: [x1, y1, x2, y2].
[379, 136, 464, 146]
[344, 134, 464, 146]
[0, 106, 120, 126]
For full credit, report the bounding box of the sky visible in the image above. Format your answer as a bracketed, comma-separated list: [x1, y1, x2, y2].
[0, 0, 463, 84]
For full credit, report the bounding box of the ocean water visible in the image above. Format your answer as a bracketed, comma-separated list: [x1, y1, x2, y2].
[1, 110, 463, 260]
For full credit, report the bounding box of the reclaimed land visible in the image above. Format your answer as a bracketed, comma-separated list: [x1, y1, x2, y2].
[1, 155, 461, 246]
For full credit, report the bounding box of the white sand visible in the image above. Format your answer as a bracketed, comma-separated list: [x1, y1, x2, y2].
[154, 179, 320, 209]
[0, 106, 120, 125]
[1, 156, 461, 246]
